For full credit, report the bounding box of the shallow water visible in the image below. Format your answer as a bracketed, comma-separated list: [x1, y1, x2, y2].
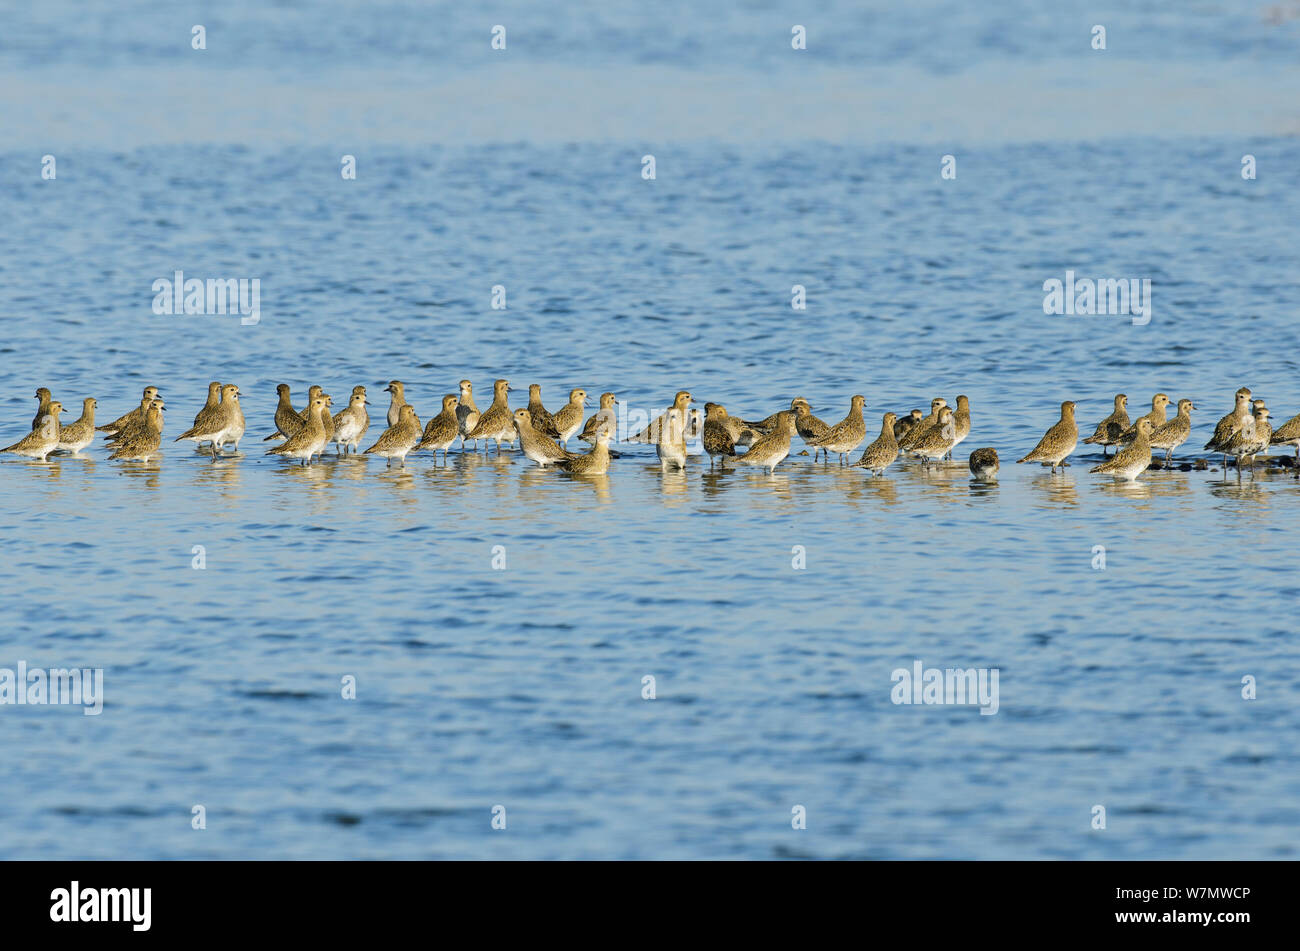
[1, 2, 1299, 859]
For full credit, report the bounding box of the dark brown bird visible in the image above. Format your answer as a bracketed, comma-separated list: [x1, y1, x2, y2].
[702, 403, 737, 468]
[263, 383, 303, 441]
[526, 384, 559, 438]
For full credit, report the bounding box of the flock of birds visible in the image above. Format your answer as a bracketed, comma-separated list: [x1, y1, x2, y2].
[3, 380, 1297, 482]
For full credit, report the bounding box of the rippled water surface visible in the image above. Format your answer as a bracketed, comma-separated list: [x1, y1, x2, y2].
[1, 2, 1299, 859]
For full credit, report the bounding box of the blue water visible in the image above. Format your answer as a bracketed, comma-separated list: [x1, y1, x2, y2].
[1, 3, 1298, 859]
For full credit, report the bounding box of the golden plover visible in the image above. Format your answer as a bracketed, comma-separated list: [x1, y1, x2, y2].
[722, 411, 760, 448]
[105, 393, 160, 444]
[1090, 418, 1154, 480]
[898, 398, 947, 452]
[384, 381, 408, 427]
[456, 379, 480, 450]
[722, 411, 795, 474]
[4, 403, 62, 461]
[214, 383, 246, 454]
[417, 394, 462, 465]
[313, 391, 337, 462]
[291, 387, 333, 462]
[1205, 387, 1254, 468]
[551, 389, 588, 446]
[177, 384, 243, 458]
[557, 430, 612, 475]
[1082, 393, 1129, 455]
[1225, 402, 1271, 478]
[909, 406, 958, 467]
[268, 395, 330, 466]
[174, 381, 224, 453]
[893, 409, 924, 441]
[809, 394, 867, 465]
[108, 399, 164, 461]
[97, 386, 160, 435]
[706, 402, 760, 452]
[525, 384, 560, 438]
[466, 379, 515, 453]
[852, 412, 900, 475]
[56, 397, 97, 454]
[297, 385, 324, 421]
[1119, 393, 1170, 443]
[742, 399, 791, 434]
[31, 387, 53, 431]
[1269, 406, 1300, 462]
[791, 398, 830, 460]
[949, 395, 972, 458]
[1149, 398, 1194, 464]
[628, 391, 693, 444]
[1246, 402, 1272, 471]
[579, 392, 618, 445]
[968, 447, 999, 480]
[1017, 401, 1078, 472]
[263, 383, 302, 442]
[332, 386, 370, 455]
[656, 407, 688, 471]
[513, 407, 574, 467]
[702, 403, 738, 468]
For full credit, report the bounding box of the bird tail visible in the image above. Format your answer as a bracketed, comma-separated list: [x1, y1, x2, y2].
[262, 431, 285, 442]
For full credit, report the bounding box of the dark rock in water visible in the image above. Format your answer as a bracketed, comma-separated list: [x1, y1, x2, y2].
[1193, 458, 1209, 470]
[1178, 463, 1192, 471]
